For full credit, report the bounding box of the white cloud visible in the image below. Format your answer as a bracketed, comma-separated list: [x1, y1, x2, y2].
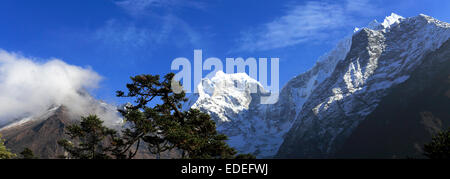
[0, 50, 120, 127]
[237, 0, 381, 51]
[115, 0, 205, 16]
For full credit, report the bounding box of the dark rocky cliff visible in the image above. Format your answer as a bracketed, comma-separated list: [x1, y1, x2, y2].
[335, 39, 450, 158]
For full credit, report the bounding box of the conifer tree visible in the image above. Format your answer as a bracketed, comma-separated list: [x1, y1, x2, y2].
[0, 134, 16, 159]
[58, 115, 118, 159]
[116, 73, 254, 159]
[20, 148, 36, 159]
[424, 128, 450, 159]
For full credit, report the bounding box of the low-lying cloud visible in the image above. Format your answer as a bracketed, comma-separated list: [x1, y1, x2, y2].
[0, 50, 120, 127]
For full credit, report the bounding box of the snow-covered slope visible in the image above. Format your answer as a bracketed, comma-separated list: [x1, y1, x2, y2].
[186, 31, 352, 158]
[186, 13, 450, 158]
[277, 13, 450, 158]
[186, 71, 279, 157]
[189, 71, 265, 123]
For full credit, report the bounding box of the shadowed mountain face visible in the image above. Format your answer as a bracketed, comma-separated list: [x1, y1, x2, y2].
[335, 39, 450, 159]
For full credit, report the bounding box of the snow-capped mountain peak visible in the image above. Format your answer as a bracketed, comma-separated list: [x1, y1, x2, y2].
[186, 14, 450, 158]
[190, 70, 265, 123]
[380, 13, 404, 29]
[187, 33, 353, 158]
[358, 12, 405, 32]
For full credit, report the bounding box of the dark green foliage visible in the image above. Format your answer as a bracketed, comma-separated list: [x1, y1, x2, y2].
[20, 148, 36, 159]
[116, 73, 255, 159]
[235, 154, 257, 159]
[424, 128, 450, 159]
[167, 109, 238, 159]
[58, 115, 119, 159]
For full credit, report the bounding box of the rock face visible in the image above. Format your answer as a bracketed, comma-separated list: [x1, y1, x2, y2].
[0, 106, 74, 158]
[187, 13, 450, 158]
[0, 91, 126, 158]
[335, 39, 450, 158]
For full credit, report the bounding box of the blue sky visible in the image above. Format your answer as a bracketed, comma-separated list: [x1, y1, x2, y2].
[0, 0, 449, 104]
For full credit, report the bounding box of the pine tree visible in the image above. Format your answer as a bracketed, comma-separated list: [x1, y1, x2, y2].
[0, 134, 16, 159]
[20, 148, 36, 159]
[58, 115, 119, 159]
[116, 73, 255, 159]
[424, 128, 450, 159]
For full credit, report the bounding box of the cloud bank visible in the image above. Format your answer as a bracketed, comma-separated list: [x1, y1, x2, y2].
[0, 50, 120, 127]
[237, 0, 381, 51]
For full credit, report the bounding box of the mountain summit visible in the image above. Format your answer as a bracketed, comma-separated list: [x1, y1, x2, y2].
[187, 13, 450, 158]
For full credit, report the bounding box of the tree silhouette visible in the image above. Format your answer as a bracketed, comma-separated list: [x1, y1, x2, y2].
[20, 148, 36, 159]
[58, 115, 118, 159]
[116, 73, 254, 159]
[424, 128, 450, 159]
